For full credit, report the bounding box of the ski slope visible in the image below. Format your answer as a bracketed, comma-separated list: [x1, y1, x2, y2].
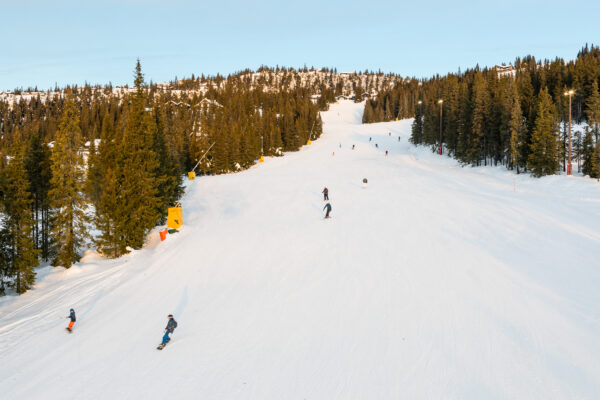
[1, 100, 600, 399]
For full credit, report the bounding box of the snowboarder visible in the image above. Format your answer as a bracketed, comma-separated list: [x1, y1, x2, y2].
[66, 308, 76, 332]
[322, 187, 329, 201]
[157, 314, 178, 350]
[323, 203, 332, 219]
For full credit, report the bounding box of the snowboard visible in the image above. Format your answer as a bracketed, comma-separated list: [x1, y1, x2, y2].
[157, 338, 170, 350]
[66, 328, 72, 333]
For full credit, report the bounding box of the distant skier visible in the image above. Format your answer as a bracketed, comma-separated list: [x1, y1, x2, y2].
[362, 178, 368, 188]
[385, 150, 388, 156]
[66, 308, 76, 332]
[157, 314, 178, 350]
[398, 136, 401, 142]
[369, 137, 372, 142]
[323, 202, 332, 219]
[322, 187, 329, 201]
[389, 132, 391, 136]
[339, 143, 342, 148]
[375, 143, 378, 148]
[352, 144, 355, 150]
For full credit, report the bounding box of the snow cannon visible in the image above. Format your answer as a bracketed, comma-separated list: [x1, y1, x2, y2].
[167, 206, 183, 230]
[188, 171, 195, 180]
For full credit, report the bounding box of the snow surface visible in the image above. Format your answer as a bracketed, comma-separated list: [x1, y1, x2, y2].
[1, 100, 600, 399]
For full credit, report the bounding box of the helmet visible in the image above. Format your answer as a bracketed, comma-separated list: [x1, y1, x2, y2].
[168, 314, 173, 318]
[70, 308, 74, 311]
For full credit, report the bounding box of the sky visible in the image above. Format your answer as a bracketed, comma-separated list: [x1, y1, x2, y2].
[1, 0, 598, 91]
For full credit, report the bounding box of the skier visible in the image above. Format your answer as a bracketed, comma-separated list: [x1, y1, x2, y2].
[389, 132, 391, 136]
[323, 202, 332, 219]
[375, 143, 378, 148]
[339, 143, 342, 148]
[362, 178, 368, 188]
[398, 136, 401, 142]
[352, 144, 355, 150]
[322, 187, 329, 201]
[385, 150, 388, 156]
[66, 308, 76, 332]
[157, 314, 178, 350]
[369, 137, 372, 142]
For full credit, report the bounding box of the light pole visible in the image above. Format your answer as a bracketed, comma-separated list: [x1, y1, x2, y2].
[564, 89, 575, 175]
[438, 99, 443, 155]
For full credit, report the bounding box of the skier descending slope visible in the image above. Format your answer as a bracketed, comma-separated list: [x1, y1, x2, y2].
[323, 202, 332, 219]
[322, 187, 329, 201]
[157, 314, 177, 350]
[66, 309, 76, 333]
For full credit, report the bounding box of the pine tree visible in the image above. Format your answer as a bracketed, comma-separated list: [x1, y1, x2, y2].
[49, 94, 89, 268]
[528, 88, 559, 177]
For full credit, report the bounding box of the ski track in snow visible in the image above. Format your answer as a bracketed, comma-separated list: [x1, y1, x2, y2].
[1, 101, 600, 399]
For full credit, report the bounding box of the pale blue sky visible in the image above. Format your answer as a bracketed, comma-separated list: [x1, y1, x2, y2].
[1, 0, 598, 91]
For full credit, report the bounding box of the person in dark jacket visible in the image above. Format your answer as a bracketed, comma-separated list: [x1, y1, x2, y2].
[323, 203, 332, 219]
[322, 187, 329, 201]
[161, 314, 178, 346]
[66, 308, 76, 331]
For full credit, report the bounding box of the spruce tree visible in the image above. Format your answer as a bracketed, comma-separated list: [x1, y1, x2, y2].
[591, 141, 600, 179]
[49, 94, 89, 268]
[92, 112, 126, 257]
[580, 125, 598, 177]
[508, 83, 524, 172]
[25, 129, 52, 259]
[117, 60, 161, 250]
[528, 88, 559, 177]
[470, 73, 488, 165]
[1, 138, 39, 293]
[585, 79, 600, 141]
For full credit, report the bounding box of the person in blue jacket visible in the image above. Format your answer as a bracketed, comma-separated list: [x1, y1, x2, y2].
[159, 315, 178, 348]
[66, 309, 76, 332]
[323, 203, 332, 219]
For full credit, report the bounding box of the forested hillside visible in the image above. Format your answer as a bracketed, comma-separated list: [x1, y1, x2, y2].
[363, 45, 600, 177]
[4, 64, 395, 295]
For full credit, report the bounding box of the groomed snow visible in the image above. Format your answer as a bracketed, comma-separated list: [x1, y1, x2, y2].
[1, 101, 600, 399]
